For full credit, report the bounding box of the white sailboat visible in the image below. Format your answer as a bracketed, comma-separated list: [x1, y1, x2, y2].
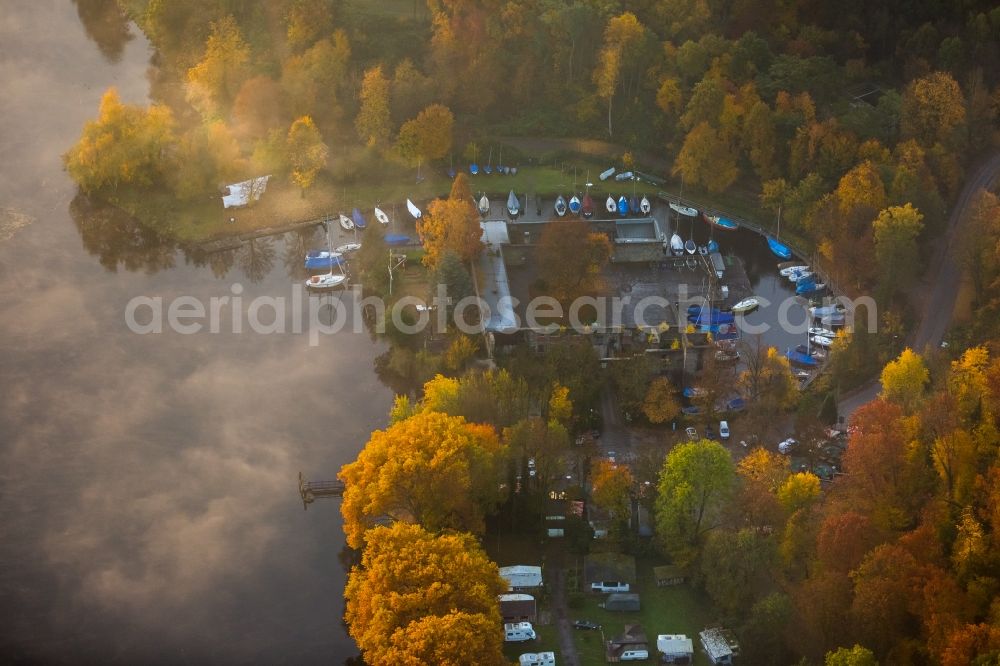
[335, 242, 362, 254]
[374, 207, 390, 225]
[406, 199, 422, 219]
[478, 194, 489, 216]
[306, 228, 347, 290]
[640, 195, 651, 215]
[605, 195, 616, 213]
[339, 213, 353, 230]
[554, 195, 567, 217]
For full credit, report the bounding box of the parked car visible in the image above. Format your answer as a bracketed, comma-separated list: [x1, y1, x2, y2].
[573, 620, 601, 630]
[685, 427, 698, 441]
[591, 581, 630, 593]
[778, 438, 799, 454]
[719, 420, 730, 440]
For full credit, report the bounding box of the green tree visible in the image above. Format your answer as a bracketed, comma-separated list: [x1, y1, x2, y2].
[655, 440, 736, 564]
[609, 355, 655, 420]
[285, 116, 328, 194]
[390, 59, 435, 125]
[185, 15, 250, 118]
[433, 250, 474, 307]
[284, 0, 333, 52]
[873, 204, 924, 297]
[281, 31, 351, 124]
[344, 523, 507, 666]
[825, 644, 878, 666]
[63, 88, 176, 193]
[880, 348, 929, 412]
[504, 417, 570, 492]
[356, 65, 392, 148]
[356, 222, 389, 295]
[701, 528, 776, 614]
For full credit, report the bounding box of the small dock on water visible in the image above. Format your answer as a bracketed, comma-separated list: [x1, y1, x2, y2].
[298, 472, 344, 510]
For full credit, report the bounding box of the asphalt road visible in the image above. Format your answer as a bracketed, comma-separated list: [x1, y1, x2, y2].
[837, 151, 1000, 421]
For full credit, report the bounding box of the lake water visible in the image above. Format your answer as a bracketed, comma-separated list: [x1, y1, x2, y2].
[0, 3, 390, 662]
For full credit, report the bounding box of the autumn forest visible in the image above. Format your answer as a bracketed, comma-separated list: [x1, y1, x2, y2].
[59, 0, 1000, 665]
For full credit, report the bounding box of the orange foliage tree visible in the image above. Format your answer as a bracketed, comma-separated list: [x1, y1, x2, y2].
[345, 523, 508, 666]
[536, 218, 612, 301]
[338, 411, 507, 548]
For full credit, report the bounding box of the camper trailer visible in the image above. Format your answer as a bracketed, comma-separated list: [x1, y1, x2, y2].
[505, 622, 537, 642]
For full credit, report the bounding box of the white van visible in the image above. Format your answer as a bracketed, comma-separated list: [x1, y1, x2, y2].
[719, 421, 730, 440]
[621, 648, 649, 660]
[505, 622, 537, 642]
[519, 652, 556, 666]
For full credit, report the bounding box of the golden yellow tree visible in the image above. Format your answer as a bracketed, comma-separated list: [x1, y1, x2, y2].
[777, 472, 821, 513]
[338, 411, 506, 548]
[345, 523, 507, 666]
[185, 16, 250, 118]
[880, 347, 929, 412]
[64, 88, 176, 193]
[642, 377, 681, 424]
[901, 71, 967, 147]
[286, 116, 328, 193]
[355, 64, 391, 147]
[397, 104, 455, 165]
[673, 121, 739, 193]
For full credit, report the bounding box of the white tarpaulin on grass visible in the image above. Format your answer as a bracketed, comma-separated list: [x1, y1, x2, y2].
[222, 175, 271, 209]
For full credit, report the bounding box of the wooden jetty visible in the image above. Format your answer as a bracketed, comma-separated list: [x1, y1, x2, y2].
[298, 472, 345, 510]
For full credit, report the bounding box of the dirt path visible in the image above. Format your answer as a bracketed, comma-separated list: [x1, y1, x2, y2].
[549, 567, 581, 666]
[837, 151, 1000, 421]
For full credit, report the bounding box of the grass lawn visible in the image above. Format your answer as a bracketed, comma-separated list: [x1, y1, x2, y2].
[569, 558, 717, 666]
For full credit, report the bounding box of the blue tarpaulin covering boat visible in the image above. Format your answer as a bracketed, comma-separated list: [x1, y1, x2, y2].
[617, 196, 629, 216]
[707, 240, 719, 253]
[703, 214, 739, 231]
[385, 234, 411, 246]
[352, 208, 366, 229]
[785, 348, 819, 366]
[469, 163, 479, 175]
[688, 306, 735, 324]
[305, 253, 346, 270]
[767, 236, 792, 260]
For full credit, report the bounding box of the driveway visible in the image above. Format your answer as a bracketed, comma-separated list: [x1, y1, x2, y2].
[838, 151, 1000, 421]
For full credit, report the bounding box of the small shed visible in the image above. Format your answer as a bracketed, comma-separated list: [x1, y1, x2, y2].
[654, 565, 686, 587]
[600, 593, 641, 612]
[499, 565, 543, 592]
[657, 634, 694, 664]
[607, 624, 648, 662]
[699, 627, 739, 665]
[499, 593, 537, 623]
